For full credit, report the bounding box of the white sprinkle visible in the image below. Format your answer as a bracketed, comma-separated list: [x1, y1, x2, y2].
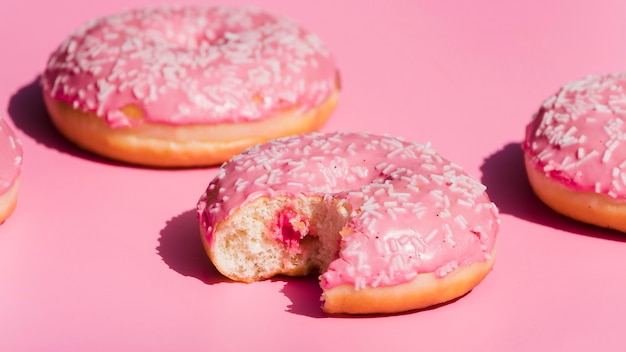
[425, 229, 438, 243]
[611, 179, 622, 192]
[382, 164, 395, 174]
[443, 195, 450, 207]
[537, 149, 554, 161]
[430, 174, 445, 185]
[406, 184, 420, 192]
[362, 203, 383, 219]
[387, 238, 400, 252]
[387, 146, 405, 158]
[620, 172, 626, 187]
[410, 235, 425, 250]
[443, 224, 456, 246]
[574, 150, 599, 167]
[235, 178, 249, 191]
[389, 191, 410, 198]
[602, 149, 614, 163]
[454, 215, 468, 229]
[457, 198, 474, 207]
[438, 209, 451, 218]
[393, 207, 407, 214]
[430, 189, 444, 199]
[253, 174, 268, 185]
[416, 174, 430, 184]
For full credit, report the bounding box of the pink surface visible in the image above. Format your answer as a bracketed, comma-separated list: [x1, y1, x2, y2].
[2, 0, 626, 350]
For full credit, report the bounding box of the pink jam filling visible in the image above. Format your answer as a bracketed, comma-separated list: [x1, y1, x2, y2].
[41, 6, 337, 128]
[197, 131, 499, 290]
[524, 73, 626, 199]
[270, 209, 307, 255]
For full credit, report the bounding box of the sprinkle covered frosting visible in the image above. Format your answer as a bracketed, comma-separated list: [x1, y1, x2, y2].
[524, 73, 626, 198]
[41, 6, 337, 128]
[197, 131, 499, 290]
[0, 115, 23, 195]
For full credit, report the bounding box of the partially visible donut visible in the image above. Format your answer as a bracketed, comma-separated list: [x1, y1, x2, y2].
[41, 6, 339, 167]
[523, 73, 626, 232]
[196, 131, 499, 314]
[0, 115, 23, 224]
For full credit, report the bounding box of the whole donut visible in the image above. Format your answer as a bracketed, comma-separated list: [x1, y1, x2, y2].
[41, 6, 339, 167]
[523, 73, 626, 232]
[197, 131, 499, 314]
[0, 115, 23, 224]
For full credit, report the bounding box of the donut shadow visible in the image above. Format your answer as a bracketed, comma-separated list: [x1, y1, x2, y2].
[7, 77, 140, 167]
[278, 275, 327, 318]
[157, 209, 228, 284]
[8, 76, 62, 148]
[480, 142, 626, 242]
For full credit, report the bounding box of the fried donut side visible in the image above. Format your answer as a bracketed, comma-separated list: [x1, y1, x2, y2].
[523, 73, 626, 232]
[525, 154, 626, 232]
[43, 88, 338, 167]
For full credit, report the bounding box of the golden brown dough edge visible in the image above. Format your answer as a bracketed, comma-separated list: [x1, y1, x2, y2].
[0, 178, 20, 224]
[42, 88, 339, 168]
[321, 247, 496, 315]
[524, 153, 626, 233]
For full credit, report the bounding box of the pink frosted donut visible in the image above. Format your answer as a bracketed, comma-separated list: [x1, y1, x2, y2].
[41, 5, 339, 167]
[197, 131, 499, 314]
[524, 73, 626, 232]
[0, 115, 23, 223]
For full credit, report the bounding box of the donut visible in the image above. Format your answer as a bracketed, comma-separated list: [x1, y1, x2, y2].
[0, 114, 23, 224]
[523, 73, 626, 233]
[196, 131, 499, 314]
[41, 6, 339, 167]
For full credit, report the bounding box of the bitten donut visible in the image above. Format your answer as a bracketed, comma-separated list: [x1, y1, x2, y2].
[0, 115, 23, 224]
[197, 131, 499, 314]
[523, 73, 626, 233]
[41, 6, 339, 167]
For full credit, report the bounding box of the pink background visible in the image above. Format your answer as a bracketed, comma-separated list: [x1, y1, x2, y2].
[2, 0, 626, 350]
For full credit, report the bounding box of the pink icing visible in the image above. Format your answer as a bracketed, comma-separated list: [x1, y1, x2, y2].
[196, 132, 499, 291]
[41, 6, 337, 128]
[523, 73, 626, 198]
[0, 115, 23, 195]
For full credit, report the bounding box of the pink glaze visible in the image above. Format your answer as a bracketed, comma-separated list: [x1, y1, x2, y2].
[197, 132, 499, 291]
[524, 73, 626, 198]
[41, 6, 337, 128]
[0, 115, 22, 195]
